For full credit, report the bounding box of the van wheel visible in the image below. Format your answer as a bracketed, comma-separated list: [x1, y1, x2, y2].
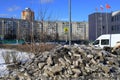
[103, 47, 112, 52]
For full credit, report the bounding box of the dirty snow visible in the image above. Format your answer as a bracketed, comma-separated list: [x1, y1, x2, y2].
[0, 48, 34, 77]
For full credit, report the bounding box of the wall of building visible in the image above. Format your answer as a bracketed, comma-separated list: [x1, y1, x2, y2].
[0, 18, 88, 41]
[57, 21, 88, 40]
[89, 12, 112, 41]
[110, 11, 120, 34]
[21, 8, 34, 21]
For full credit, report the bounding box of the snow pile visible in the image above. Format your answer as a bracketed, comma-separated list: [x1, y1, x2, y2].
[0, 48, 34, 77]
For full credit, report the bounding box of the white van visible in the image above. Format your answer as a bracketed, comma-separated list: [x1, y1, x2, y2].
[93, 34, 120, 49]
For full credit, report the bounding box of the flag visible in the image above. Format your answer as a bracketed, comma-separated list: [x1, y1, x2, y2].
[106, 4, 111, 9]
[100, 5, 104, 11]
[95, 8, 98, 11]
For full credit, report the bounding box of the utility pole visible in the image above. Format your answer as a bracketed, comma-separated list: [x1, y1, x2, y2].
[68, 0, 72, 45]
[17, 21, 20, 44]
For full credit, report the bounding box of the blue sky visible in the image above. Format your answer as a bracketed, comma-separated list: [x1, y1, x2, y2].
[0, 0, 120, 21]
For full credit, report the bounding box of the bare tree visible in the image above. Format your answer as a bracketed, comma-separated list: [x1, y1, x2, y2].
[37, 1, 54, 42]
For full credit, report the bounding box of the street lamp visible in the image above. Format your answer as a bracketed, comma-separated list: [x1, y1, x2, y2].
[68, 0, 72, 45]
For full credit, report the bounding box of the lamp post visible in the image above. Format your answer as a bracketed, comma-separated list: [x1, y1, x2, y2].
[17, 21, 20, 44]
[68, 0, 72, 45]
[1, 20, 5, 40]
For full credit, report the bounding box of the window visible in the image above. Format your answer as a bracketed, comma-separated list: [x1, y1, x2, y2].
[111, 17, 114, 22]
[117, 15, 119, 21]
[118, 15, 120, 21]
[117, 25, 119, 31]
[102, 26, 105, 29]
[101, 39, 109, 45]
[111, 26, 114, 31]
[93, 40, 99, 45]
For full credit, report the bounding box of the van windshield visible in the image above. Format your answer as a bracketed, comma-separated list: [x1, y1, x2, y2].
[93, 40, 99, 45]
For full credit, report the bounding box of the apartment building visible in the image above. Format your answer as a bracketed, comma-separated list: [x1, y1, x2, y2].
[21, 8, 34, 21]
[0, 8, 88, 41]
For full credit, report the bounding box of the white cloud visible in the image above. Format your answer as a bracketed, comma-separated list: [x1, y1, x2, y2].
[0, 14, 8, 16]
[7, 5, 21, 12]
[40, 0, 53, 4]
[60, 18, 68, 21]
[0, 14, 9, 17]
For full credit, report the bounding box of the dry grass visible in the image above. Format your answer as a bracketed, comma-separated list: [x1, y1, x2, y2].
[0, 43, 57, 54]
[0, 43, 57, 70]
[0, 43, 57, 65]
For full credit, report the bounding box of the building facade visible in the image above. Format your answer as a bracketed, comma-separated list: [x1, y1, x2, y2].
[0, 7, 88, 41]
[57, 21, 88, 40]
[0, 18, 34, 41]
[0, 18, 88, 41]
[21, 8, 35, 21]
[111, 11, 120, 34]
[89, 10, 120, 41]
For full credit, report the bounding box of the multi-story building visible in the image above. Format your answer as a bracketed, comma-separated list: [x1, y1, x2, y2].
[111, 11, 120, 34]
[0, 8, 89, 42]
[0, 18, 32, 40]
[57, 21, 88, 40]
[89, 10, 120, 41]
[21, 8, 34, 21]
[0, 19, 88, 41]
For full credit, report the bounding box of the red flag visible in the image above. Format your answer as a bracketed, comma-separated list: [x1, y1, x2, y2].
[106, 4, 111, 9]
[100, 5, 104, 11]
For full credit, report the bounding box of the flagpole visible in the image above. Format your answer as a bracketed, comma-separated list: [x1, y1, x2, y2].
[106, 4, 111, 34]
[100, 5, 103, 35]
[106, 9, 108, 34]
[106, 4, 111, 47]
[101, 11, 103, 35]
[106, 9, 111, 47]
[95, 9, 98, 39]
